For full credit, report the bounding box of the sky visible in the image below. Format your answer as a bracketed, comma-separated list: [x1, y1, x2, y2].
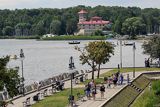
[0, 0, 160, 10]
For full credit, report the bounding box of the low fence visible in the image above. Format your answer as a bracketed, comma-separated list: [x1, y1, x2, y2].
[5, 70, 85, 102]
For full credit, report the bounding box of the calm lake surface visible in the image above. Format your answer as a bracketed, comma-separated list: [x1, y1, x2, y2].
[0, 39, 148, 85]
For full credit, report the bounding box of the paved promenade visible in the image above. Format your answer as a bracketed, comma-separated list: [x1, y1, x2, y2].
[7, 70, 157, 107]
[75, 72, 143, 107]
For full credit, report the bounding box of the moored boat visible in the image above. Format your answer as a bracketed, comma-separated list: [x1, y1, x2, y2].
[68, 41, 80, 44]
[124, 43, 134, 46]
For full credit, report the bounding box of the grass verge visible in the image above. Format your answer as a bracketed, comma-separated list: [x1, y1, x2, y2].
[100, 67, 160, 77]
[131, 80, 160, 107]
[32, 88, 84, 107]
[41, 35, 106, 40]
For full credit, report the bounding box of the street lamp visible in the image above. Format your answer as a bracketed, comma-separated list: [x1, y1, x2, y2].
[20, 49, 25, 96]
[120, 39, 122, 68]
[69, 56, 75, 107]
[133, 42, 136, 78]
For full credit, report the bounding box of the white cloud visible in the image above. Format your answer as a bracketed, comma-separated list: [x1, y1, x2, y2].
[0, 0, 160, 9]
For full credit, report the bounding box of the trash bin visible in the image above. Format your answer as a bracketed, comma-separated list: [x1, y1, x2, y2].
[80, 76, 83, 82]
[33, 95, 38, 101]
[68, 95, 74, 103]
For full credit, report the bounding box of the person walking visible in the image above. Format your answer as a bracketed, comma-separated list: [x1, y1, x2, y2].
[120, 73, 124, 85]
[107, 76, 112, 88]
[113, 75, 117, 88]
[86, 82, 91, 100]
[91, 85, 96, 100]
[127, 74, 130, 84]
[100, 84, 105, 99]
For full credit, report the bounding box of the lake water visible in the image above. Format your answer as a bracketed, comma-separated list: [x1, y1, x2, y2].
[0, 39, 148, 85]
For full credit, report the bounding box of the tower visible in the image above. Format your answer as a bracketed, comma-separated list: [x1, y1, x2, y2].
[78, 9, 87, 22]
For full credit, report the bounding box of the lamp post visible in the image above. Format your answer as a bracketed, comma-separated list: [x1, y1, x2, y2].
[69, 56, 75, 107]
[120, 39, 122, 68]
[20, 49, 25, 96]
[133, 42, 136, 78]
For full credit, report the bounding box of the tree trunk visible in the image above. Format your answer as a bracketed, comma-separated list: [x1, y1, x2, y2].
[97, 64, 101, 78]
[92, 67, 94, 80]
[91, 61, 95, 80]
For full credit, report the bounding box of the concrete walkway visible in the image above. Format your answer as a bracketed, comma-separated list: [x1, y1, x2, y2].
[74, 72, 143, 107]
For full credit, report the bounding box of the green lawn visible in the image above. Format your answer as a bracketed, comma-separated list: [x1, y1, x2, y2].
[100, 67, 160, 77]
[32, 88, 84, 107]
[41, 35, 106, 40]
[131, 80, 160, 107]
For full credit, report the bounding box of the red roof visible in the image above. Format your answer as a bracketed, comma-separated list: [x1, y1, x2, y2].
[78, 20, 110, 25]
[78, 9, 88, 14]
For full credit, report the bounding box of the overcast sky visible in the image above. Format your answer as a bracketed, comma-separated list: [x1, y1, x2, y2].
[0, 0, 160, 10]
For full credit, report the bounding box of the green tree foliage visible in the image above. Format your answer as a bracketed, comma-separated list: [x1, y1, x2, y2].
[66, 18, 77, 35]
[50, 20, 61, 35]
[2, 26, 14, 36]
[122, 17, 146, 39]
[94, 41, 114, 78]
[35, 20, 45, 36]
[94, 30, 104, 36]
[75, 41, 114, 79]
[0, 6, 159, 36]
[142, 36, 160, 62]
[0, 56, 20, 98]
[15, 23, 31, 36]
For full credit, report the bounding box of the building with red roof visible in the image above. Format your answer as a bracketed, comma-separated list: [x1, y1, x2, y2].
[77, 9, 111, 35]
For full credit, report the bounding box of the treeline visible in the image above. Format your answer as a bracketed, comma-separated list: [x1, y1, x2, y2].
[0, 5, 160, 37]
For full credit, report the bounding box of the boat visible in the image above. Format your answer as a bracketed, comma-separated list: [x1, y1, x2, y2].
[10, 55, 17, 60]
[124, 42, 134, 46]
[68, 41, 80, 44]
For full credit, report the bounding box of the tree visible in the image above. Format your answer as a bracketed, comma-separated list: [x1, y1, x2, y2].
[122, 17, 146, 39]
[94, 30, 104, 36]
[50, 20, 61, 35]
[66, 18, 77, 35]
[2, 26, 14, 36]
[94, 41, 114, 78]
[113, 19, 122, 34]
[0, 28, 2, 36]
[0, 56, 20, 98]
[142, 36, 160, 64]
[15, 23, 31, 36]
[75, 41, 114, 79]
[35, 20, 45, 36]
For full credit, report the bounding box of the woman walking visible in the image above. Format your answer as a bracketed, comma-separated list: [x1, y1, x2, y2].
[100, 84, 105, 99]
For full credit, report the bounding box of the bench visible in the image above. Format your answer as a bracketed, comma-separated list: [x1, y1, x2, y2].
[150, 63, 159, 67]
[33, 93, 40, 102]
[43, 89, 48, 97]
[77, 93, 85, 102]
[23, 97, 31, 107]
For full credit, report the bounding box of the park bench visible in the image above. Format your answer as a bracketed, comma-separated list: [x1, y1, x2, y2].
[150, 63, 159, 67]
[33, 93, 40, 102]
[40, 89, 48, 98]
[23, 97, 31, 107]
[68, 95, 75, 106]
[81, 70, 85, 74]
[43, 89, 48, 97]
[51, 84, 57, 93]
[77, 93, 85, 102]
